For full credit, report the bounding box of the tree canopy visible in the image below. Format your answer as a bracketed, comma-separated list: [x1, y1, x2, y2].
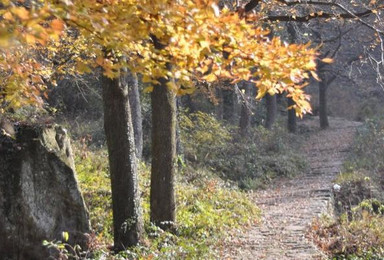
[0, 0, 323, 115]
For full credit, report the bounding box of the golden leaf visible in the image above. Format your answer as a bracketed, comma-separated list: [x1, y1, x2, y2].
[51, 19, 65, 33]
[12, 7, 29, 20]
[321, 57, 333, 63]
[143, 86, 154, 93]
[3, 12, 13, 21]
[203, 73, 217, 82]
[25, 34, 36, 44]
[76, 61, 92, 74]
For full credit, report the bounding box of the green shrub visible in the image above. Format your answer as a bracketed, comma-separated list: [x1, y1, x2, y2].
[347, 119, 384, 173]
[179, 111, 307, 190]
[179, 110, 232, 164]
[356, 97, 384, 122]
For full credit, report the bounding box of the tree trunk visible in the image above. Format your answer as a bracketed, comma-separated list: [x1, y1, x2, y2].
[181, 94, 196, 113]
[319, 80, 329, 129]
[222, 87, 236, 124]
[265, 93, 277, 130]
[150, 78, 176, 229]
[214, 87, 224, 120]
[102, 75, 143, 251]
[287, 97, 297, 133]
[123, 70, 143, 160]
[176, 97, 183, 161]
[239, 82, 252, 136]
[286, 22, 298, 134]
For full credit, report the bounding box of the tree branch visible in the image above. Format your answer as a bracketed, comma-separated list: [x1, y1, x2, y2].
[244, 0, 261, 13]
[243, 0, 384, 34]
[265, 9, 374, 23]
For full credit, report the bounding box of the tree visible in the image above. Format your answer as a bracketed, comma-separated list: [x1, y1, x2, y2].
[124, 69, 143, 159]
[0, 1, 321, 246]
[287, 97, 297, 133]
[243, 0, 384, 123]
[222, 86, 238, 124]
[239, 82, 253, 136]
[102, 72, 143, 250]
[150, 78, 177, 228]
[265, 93, 277, 130]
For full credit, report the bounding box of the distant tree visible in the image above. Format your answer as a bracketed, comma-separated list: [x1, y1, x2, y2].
[124, 70, 143, 159]
[239, 82, 253, 136]
[223, 87, 238, 124]
[244, 0, 384, 123]
[318, 73, 335, 129]
[287, 97, 297, 133]
[265, 93, 277, 130]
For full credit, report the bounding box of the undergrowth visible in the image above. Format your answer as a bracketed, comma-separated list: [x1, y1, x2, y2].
[74, 145, 259, 259]
[179, 111, 307, 190]
[311, 200, 384, 260]
[345, 119, 384, 173]
[310, 119, 384, 259]
[65, 110, 306, 258]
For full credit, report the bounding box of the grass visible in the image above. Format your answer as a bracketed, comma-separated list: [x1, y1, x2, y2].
[62, 110, 308, 258]
[73, 145, 260, 259]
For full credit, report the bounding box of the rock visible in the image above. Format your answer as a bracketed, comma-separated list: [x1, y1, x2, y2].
[0, 124, 90, 260]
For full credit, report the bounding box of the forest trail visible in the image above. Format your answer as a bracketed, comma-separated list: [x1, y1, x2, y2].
[222, 117, 362, 259]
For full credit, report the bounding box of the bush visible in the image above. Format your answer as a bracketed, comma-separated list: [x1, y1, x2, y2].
[333, 171, 376, 216]
[311, 200, 384, 259]
[179, 111, 307, 190]
[61, 117, 106, 148]
[346, 119, 384, 173]
[179, 110, 232, 164]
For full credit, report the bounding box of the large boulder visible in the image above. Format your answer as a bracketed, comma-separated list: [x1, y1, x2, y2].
[0, 124, 90, 260]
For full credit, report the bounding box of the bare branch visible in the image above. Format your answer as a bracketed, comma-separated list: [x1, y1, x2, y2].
[243, 0, 384, 34]
[264, 9, 376, 23]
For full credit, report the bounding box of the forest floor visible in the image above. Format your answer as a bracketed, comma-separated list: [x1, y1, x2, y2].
[221, 116, 362, 259]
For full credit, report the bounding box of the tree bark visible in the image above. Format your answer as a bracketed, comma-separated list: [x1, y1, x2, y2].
[176, 97, 183, 162]
[287, 97, 297, 133]
[319, 80, 329, 129]
[265, 93, 277, 130]
[214, 87, 224, 120]
[122, 70, 143, 160]
[239, 82, 252, 136]
[150, 77, 176, 229]
[102, 75, 143, 251]
[222, 87, 236, 124]
[181, 94, 196, 113]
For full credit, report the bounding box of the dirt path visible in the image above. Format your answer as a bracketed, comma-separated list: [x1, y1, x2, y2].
[222, 117, 362, 259]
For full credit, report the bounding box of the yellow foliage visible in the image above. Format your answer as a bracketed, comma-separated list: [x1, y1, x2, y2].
[0, 0, 319, 115]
